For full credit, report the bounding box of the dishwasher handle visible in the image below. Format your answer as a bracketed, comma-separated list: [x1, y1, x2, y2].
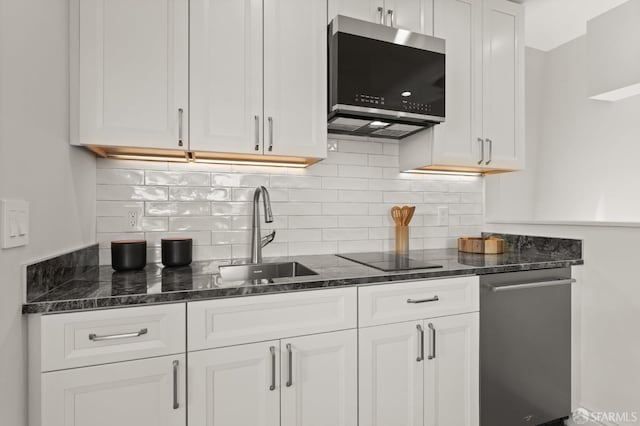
[485, 278, 576, 292]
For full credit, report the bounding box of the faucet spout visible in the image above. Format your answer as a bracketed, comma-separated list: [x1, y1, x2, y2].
[251, 186, 275, 264]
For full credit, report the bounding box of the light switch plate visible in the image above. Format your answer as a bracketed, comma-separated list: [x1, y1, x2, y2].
[1, 199, 29, 249]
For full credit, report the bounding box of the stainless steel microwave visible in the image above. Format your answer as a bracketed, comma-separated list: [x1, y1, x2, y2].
[328, 15, 446, 139]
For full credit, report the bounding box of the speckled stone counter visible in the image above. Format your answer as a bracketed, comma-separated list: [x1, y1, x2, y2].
[22, 246, 583, 314]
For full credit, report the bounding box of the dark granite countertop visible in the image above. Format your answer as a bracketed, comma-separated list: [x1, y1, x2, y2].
[22, 247, 583, 314]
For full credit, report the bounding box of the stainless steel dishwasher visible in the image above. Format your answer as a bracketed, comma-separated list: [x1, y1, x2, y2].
[480, 268, 573, 426]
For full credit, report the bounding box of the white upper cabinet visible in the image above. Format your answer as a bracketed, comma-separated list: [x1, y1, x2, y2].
[71, 0, 188, 150]
[263, 0, 327, 159]
[481, 0, 525, 170]
[189, 0, 263, 155]
[328, 0, 433, 34]
[328, 0, 383, 25]
[431, 0, 483, 168]
[424, 313, 480, 426]
[385, 0, 434, 33]
[399, 0, 524, 173]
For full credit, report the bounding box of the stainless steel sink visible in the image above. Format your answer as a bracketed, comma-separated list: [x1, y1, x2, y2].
[218, 262, 318, 282]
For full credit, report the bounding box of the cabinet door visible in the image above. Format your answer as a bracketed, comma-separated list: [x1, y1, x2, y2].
[73, 0, 188, 150]
[190, 0, 263, 154]
[188, 341, 280, 426]
[359, 322, 423, 426]
[328, 0, 383, 24]
[424, 313, 479, 426]
[41, 355, 186, 426]
[385, 0, 433, 34]
[482, 0, 524, 170]
[263, 0, 327, 159]
[431, 0, 483, 167]
[281, 330, 357, 426]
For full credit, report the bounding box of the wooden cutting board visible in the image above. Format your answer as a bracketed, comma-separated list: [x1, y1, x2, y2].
[458, 237, 505, 254]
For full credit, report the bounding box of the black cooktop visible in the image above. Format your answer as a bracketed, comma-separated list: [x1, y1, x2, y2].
[337, 252, 443, 272]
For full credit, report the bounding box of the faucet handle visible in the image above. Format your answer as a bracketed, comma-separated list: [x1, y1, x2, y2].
[261, 230, 276, 248]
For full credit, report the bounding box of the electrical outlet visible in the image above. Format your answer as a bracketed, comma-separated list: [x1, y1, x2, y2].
[437, 206, 449, 226]
[127, 210, 138, 230]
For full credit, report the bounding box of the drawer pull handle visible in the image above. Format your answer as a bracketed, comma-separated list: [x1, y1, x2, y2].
[172, 360, 180, 409]
[88, 328, 148, 342]
[416, 324, 424, 362]
[286, 343, 293, 387]
[269, 346, 276, 391]
[428, 323, 436, 360]
[407, 296, 439, 304]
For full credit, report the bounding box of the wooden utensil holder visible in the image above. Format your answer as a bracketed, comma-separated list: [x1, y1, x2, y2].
[395, 226, 409, 254]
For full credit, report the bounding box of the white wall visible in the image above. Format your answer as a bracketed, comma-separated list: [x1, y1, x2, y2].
[486, 33, 640, 421]
[0, 0, 96, 424]
[95, 138, 484, 265]
[489, 36, 640, 224]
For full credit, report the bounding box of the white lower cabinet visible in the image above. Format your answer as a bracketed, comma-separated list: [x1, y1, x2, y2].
[359, 321, 424, 426]
[359, 313, 479, 426]
[40, 354, 186, 426]
[281, 330, 358, 426]
[188, 341, 281, 426]
[188, 330, 358, 426]
[424, 313, 479, 426]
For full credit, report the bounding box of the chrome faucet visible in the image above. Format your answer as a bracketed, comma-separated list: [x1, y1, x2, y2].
[251, 186, 275, 264]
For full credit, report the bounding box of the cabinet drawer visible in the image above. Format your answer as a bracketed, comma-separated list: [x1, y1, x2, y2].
[38, 303, 186, 372]
[187, 288, 357, 351]
[358, 276, 479, 327]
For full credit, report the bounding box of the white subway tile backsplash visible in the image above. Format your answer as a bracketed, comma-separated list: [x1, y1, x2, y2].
[170, 187, 230, 201]
[97, 185, 168, 201]
[338, 165, 383, 179]
[96, 201, 144, 217]
[270, 175, 322, 189]
[322, 177, 369, 190]
[322, 203, 369, 216]
[169, 216, 231, 231]
[323, 228, 368, 241]
[97, 169, 145, 185]
[95, 137, 485, 265]
[338, 139, 383, 154]
[146, 202, 211, 217]
[145, 171, 210, 186]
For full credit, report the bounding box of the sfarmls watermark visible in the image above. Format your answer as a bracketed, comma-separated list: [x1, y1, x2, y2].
[573, 408, 639, 424]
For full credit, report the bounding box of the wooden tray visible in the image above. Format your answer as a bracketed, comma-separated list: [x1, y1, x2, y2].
[458, 237, 505, 254]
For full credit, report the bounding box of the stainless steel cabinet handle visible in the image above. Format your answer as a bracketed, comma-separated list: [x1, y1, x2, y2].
[428, 323, 436, 360]
[178, 108, 184, 147]
[254, 115, 260, 151]
[416, 324, 424, 362]
[407, 296, 439, 304]
[268, 117, 274, 152]
[377, 6, 384, 24]
[286, 343, 293, 387]
[486, 278, 576, 292]
[486, 138, 493, 165]
[172, 360, 179, 409]
[269, 346, 276, 391]
[88, 328, 148, 342]
[477, 137, 484, 165]
[387, 9, 395, 27]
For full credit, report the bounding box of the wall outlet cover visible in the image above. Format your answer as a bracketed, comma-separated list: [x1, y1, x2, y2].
[1, 199, 29, 249]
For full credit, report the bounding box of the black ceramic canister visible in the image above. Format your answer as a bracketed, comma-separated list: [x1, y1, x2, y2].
[161, 238, 193, 267]
[111, 240, 147, 271]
